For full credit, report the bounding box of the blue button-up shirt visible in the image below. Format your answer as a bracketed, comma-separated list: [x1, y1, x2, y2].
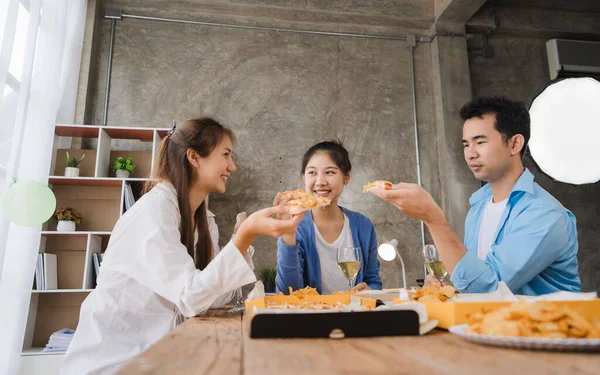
[450, 169, 581, 296]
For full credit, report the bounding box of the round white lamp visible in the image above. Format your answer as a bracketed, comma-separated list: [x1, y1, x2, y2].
[377, 239, 407, 288]
[529, 77, 600, 185]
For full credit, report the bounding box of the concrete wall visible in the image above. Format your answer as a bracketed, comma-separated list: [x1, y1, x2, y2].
[79, 0, 599, 292]
[467, 4, 600, 292]
[86, 0, 448, 288]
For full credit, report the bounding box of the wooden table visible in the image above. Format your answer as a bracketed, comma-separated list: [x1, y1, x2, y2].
[117, 309, 600, 374]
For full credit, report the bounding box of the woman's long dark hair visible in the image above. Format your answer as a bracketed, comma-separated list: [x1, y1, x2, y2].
[145, 117, 235, 270]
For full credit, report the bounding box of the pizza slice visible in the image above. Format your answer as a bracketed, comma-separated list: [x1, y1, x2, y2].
[280, 189, 331, 214]
[362, 180, 393, 193]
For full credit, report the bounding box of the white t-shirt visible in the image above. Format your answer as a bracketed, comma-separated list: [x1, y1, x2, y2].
[477, 197, 508, 260]
[314, 214, 355, 294]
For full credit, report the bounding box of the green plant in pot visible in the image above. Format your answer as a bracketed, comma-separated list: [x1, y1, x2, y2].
[65, 152, 85, 177]
[113, 156, 135, 178]
[257, 266, 277, 293]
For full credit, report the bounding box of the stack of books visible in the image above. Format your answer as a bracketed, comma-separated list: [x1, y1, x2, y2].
[42, 328, 75, 353]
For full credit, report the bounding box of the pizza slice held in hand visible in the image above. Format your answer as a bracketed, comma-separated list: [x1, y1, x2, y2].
[362, 180, 393, 193]
[279, 189, 331, 215]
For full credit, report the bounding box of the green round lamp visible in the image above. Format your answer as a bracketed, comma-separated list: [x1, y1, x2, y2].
[2, 180, 56, 226]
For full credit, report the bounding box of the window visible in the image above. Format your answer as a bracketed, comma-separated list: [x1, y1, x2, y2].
[1, 0, 34, 180]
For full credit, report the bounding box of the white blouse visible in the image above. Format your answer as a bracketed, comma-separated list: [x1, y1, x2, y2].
[61, 183, 256, 375]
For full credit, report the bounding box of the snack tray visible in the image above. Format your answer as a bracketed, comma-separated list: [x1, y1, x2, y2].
[449, 324, 600, 352]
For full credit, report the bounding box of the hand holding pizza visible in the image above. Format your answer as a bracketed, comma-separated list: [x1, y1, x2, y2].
[272, 192, 292, 221]
[367, 182, 445, 225]
[233, 198, 306, 251]
[273, 191, 321, 245]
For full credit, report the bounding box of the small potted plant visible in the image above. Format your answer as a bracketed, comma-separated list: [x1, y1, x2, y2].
[53, 207, 82, 232]
[257, 266, 277, 294]
[64, 152, 85, 177]
[112, 156, 135, 178]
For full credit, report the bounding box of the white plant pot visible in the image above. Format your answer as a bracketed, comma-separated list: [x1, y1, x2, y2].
[116, 170, 130, 178]
[57, 220, 76, 232]
[65, 167, 80, 177]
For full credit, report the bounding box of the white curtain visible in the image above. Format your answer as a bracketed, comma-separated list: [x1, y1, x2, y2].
[0, 1, 87, 374]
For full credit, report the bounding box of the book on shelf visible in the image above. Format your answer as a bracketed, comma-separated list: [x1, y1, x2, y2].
[34, 253, 57, 290]
[35, 256, 43, 290]
[124, 183, 137, 212]
[93, 252, 103, 284]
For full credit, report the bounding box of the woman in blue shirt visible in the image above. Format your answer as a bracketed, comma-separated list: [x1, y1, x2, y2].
[275, 141, 382, 294]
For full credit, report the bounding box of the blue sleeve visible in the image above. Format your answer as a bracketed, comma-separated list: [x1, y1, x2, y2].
[362, 221, 382, 290]
[275, 236, 305, 294]
[451, 204, 569, 293]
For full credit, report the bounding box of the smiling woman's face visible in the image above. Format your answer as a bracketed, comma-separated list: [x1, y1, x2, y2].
[303, 151, 349, 203]
[192, 135, 237, 194]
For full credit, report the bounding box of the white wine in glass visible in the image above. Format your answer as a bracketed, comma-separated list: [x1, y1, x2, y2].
[336, 247, 362, 290]
[425, 260, 448, 281]
[422, 244, 448, 282]
[338, 261, 361, 280]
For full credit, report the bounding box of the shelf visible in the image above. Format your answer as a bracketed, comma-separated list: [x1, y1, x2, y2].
[49, 176, 123, 187]
[50, 185, 122, 232]
[103, 127, 156, 142]
[22, 123, 165, 359]
[54, 124, 169, 141]
[53, 149, 96, 177]
[22, 347, 66, 356]
[48, 176, 155, 187]
[124, 178, 154, 182]
[41, 231, 111, 237]
[29, 293, 87, 349]
[54, 124, 99, 139]
[31, 289, 93, 294]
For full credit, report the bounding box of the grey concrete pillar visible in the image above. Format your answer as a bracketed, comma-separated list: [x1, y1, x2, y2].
[430, 35, 480, 240]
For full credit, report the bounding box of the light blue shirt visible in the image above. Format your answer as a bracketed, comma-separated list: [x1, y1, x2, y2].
[450, 169, 581, 296]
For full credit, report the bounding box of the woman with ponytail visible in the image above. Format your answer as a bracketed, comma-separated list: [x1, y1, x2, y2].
[62, 118, 304, 375]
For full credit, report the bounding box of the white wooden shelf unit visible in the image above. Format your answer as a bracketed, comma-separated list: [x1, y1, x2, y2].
[21, 124, 168, 359]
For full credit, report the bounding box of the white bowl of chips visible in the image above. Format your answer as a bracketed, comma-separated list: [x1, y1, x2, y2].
[449, 301, 600, 352]
[450, 324, 600, 351]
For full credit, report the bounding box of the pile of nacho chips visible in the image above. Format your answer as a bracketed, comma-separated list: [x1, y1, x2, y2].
[285, 286, 319, 297]
[467, 302, 600, 339]
[409, 283, 456, 302]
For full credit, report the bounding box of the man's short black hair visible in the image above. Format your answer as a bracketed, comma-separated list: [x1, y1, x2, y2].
[459, 96, 530, 157]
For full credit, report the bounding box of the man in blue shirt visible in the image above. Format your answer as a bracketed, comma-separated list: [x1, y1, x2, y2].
[370, 97, 581, 295]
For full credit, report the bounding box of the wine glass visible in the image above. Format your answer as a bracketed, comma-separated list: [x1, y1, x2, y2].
[422, 244, 448, 283]
[336, 247, 362, 291]
[227, 287, 245, 314]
